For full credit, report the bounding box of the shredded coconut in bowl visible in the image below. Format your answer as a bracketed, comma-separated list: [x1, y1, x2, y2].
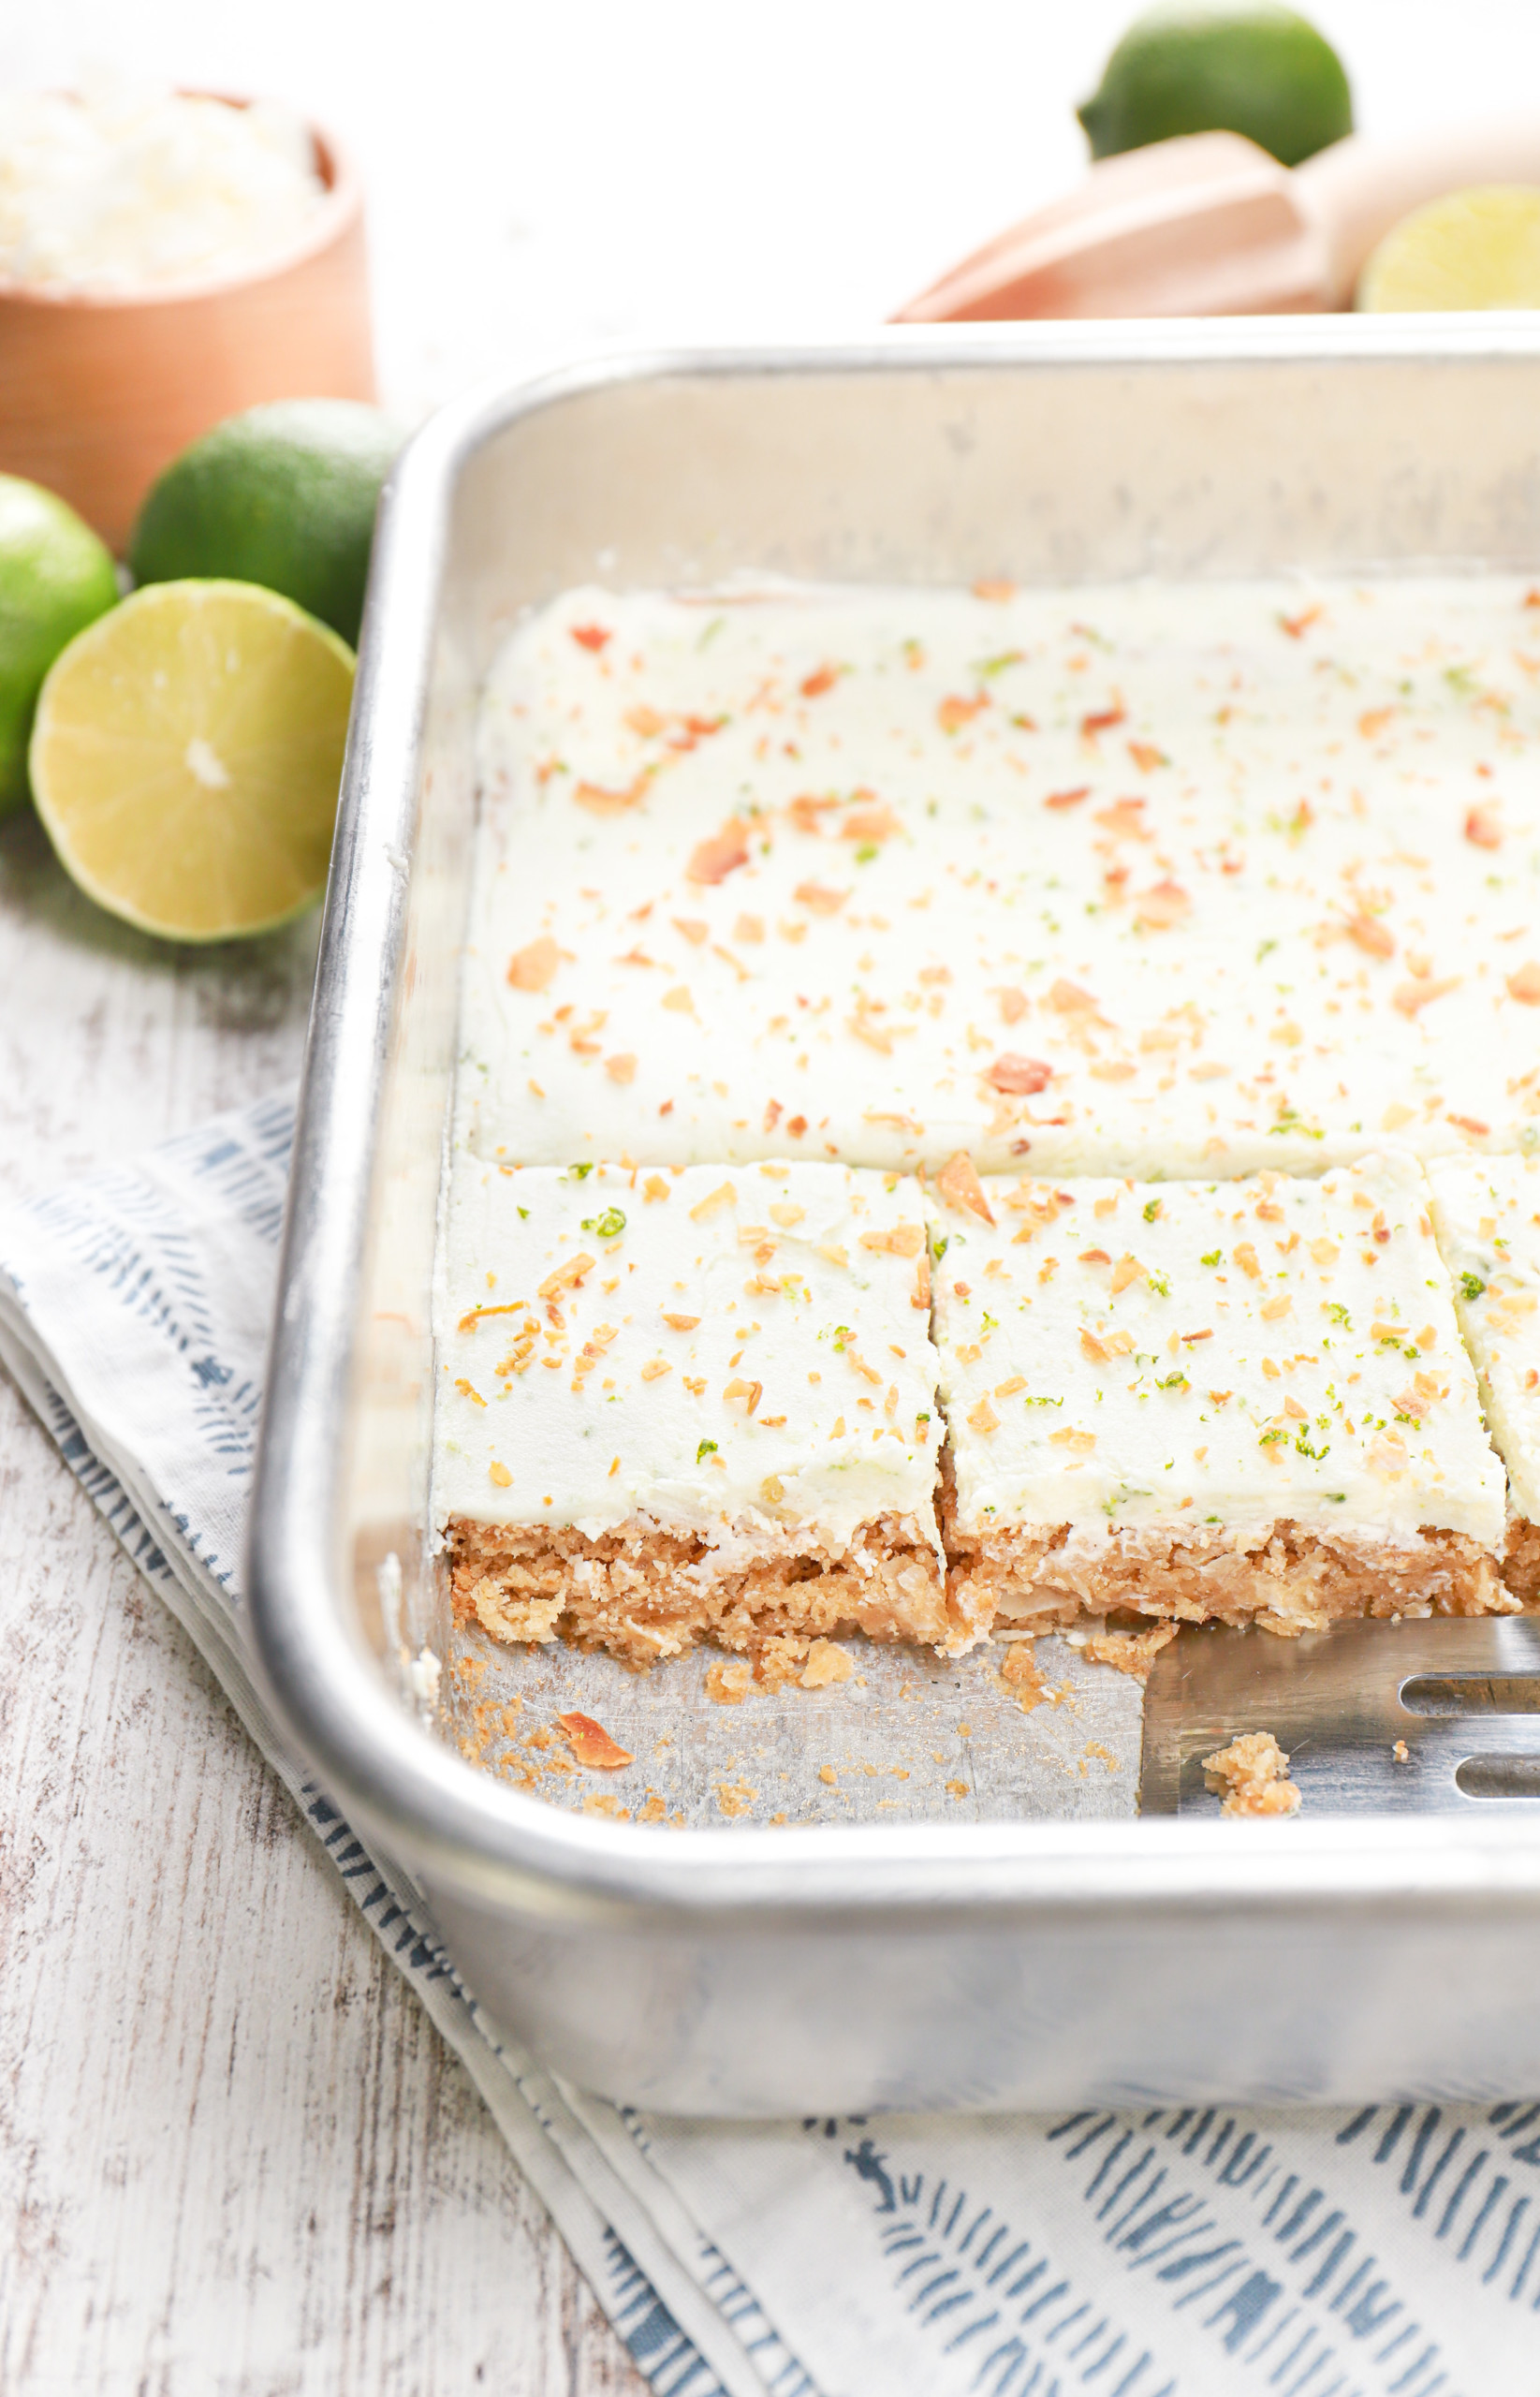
[0, 79, 327, 294]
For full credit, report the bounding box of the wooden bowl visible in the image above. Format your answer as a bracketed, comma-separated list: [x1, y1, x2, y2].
[0, 99, 376, 552]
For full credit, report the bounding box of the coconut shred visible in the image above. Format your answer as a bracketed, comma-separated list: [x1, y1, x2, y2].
[0, 81, 326, 293]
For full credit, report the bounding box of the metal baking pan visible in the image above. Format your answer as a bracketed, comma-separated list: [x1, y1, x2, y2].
[249, 320, 1540, 2116]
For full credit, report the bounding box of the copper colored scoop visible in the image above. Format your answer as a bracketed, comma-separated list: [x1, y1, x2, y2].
[894, 117, 1540, 321]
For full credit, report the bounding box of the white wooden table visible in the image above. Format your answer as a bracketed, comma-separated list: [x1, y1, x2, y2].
[0, 812, 649, 2393]
[3, 2, 1535, 2383]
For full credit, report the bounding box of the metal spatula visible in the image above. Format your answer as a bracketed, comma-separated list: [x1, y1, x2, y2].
[1140, 1614, 1540, 1815]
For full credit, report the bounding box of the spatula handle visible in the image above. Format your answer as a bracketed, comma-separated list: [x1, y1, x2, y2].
[1297, 117, 1540, 307]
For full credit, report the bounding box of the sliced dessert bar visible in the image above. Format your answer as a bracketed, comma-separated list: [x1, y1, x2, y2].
[465, 577, 1540, 1182]
[1429, 1151, 1540, 1600]
[435, 1156, 958, 1666]
[929, 1149, 1508, 1637]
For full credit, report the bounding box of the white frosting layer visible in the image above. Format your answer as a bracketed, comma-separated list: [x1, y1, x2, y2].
[930, 1152, 1503, 1546]
[463, 578, 1540, 1179]
[433, 1158, 941, 1546]
[1429, 1153, 1540, 1522]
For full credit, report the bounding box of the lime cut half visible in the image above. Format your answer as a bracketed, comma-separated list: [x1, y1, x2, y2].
[1357, 185, 1540, 313]
[30, 579, 355, 943]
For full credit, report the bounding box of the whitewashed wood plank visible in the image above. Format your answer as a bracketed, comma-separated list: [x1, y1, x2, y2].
[0, 817, 647, 2394]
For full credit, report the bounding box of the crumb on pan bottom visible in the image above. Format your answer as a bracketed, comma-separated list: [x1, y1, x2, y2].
[1503, 1515, 1540, 1603]
[945, 1516, 1514, 1639]
[446, 1510, 958, 1669]
[1202, 1730, 1301, 1818]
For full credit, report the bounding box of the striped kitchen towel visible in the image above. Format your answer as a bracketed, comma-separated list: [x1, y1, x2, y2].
[1, 1091, 1535, 2397]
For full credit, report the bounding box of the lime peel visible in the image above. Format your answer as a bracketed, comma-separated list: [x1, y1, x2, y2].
[0, 474, 119, 817]
[1078, 3, 1353, 169]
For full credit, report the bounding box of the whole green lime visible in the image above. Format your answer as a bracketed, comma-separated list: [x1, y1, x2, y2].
[1078, 4, 1354, 169]
[128, 400, 402, 647]
[0, 477, 119, 820]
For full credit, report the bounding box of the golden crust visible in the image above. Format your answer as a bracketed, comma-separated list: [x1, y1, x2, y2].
[1502, 1515, 1540, 1604]
[941, 1477, 1511, 1638]
[447, 1509, 957, 1669]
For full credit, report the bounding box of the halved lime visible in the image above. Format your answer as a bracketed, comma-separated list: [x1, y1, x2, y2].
[1357, 185, 1540, 313]
[30, 579, 355, 943]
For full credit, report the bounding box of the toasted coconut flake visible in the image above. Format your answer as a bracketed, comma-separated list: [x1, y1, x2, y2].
[689, 1182, 736, 1221]
[1080, 1327, 1134, 1363]
[507, 934, 561, 992]
[858, 1222, 924, 1257]
[687, 818, 752, 884]
[938, 692, 988, 733]
[794, 881, 848, 915]
[842, 802, 901, 843]
[1135, 879, 1191, 931]
[985, 1052, 1052, 1096]
[605, 1052, 638, 1083]
[846, 997, 913, 1054]
[1345, 912, 1394, 960]
[662, 1311, 701, 1331]
[1393, 976, 1460, 1016]
[556, 1712, 634, 1770]
[1507, 963, 1540, 1005]
[574, 772, 650, 816]
[1466, 804, 1503, 849]
[538, 1253, 595, 1300]
[935, 1151, 995, 1224]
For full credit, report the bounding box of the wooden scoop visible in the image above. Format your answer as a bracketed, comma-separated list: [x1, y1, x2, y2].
[894, 116, 1540, 320]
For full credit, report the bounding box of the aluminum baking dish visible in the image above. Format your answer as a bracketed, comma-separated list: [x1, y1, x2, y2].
[249, 320, 1540, 2116]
